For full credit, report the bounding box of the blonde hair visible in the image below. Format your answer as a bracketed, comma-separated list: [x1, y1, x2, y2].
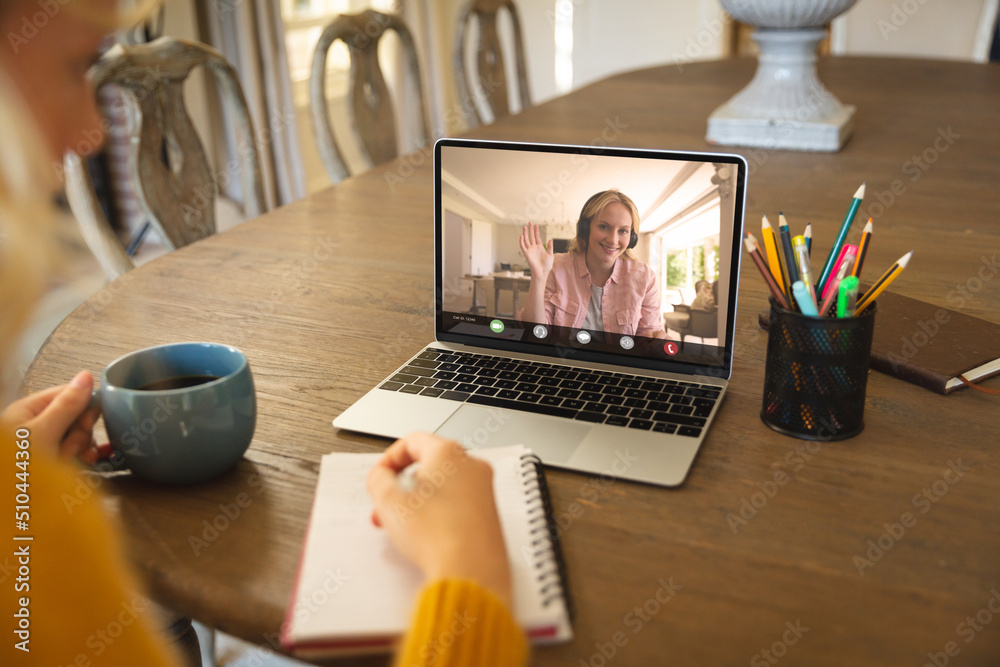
[0, 71, 60, 366]
[0, 0, 161, 367]
[567, 189, 640, 260]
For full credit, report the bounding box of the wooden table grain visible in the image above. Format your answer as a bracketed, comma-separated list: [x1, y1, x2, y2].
[24, 58, 1000, 666]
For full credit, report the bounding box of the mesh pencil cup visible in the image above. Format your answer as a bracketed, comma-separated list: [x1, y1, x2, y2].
[761, 299, 877, 440]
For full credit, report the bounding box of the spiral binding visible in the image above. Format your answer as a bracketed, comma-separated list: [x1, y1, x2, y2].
[520, 454, 574, 619]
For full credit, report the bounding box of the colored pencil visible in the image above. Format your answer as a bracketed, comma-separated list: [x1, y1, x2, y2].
[744, 233, 790, 310]
[779, 214, 799, 288]
[804, 223, 812, 257]
[761, 215, 787, 296]
[820, 244, 858, 304]
[816, 183, 866, 295]
[818, 246, 857, 316]
[764, 215, 795, 310]
[856, 251, 914, 314]
[850, 219, 873, 279]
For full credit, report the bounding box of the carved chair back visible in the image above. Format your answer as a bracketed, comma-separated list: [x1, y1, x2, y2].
[310, 10, 431, 183]
[64, 37, 266, 280]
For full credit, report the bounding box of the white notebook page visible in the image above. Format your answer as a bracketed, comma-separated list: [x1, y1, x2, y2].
[285, 444, 571, 648]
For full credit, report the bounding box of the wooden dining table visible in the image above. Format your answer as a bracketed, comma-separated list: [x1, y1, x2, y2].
[24, 57, 1000, 665]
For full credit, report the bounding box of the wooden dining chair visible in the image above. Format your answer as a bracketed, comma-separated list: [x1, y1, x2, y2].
[310, 10, 431, 183]
[64, 37, 267, 281]
[453, 0, 532, 127]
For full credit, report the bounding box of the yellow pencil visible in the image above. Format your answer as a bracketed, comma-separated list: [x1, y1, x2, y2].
[856, 250, 913, 314]
[761, 215, 787, 296]
[851, 219, 873, 279]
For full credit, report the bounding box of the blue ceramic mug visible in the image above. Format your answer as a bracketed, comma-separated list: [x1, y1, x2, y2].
[91, 342, 256, 485]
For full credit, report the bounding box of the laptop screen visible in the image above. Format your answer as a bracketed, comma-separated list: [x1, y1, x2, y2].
[435, 139, 747, 379]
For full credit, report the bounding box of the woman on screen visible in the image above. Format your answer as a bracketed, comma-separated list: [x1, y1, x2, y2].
[518, 189, 663, 337]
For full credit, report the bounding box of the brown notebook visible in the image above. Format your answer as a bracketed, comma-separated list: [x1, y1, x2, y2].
[758, 291, 1000, 395]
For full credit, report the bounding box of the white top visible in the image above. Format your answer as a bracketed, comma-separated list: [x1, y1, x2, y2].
[581, 283, 604, 331]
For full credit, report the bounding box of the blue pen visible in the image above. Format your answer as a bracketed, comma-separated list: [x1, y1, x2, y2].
[792, 281, 819, 316]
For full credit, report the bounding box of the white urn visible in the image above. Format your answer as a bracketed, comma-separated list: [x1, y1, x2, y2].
[707, 0, 860, 152]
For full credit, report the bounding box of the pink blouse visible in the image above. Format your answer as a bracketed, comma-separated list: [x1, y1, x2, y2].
[518, 252, 662, 336]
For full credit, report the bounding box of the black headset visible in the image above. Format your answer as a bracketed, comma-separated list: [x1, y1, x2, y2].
[576, 192, 639, 250]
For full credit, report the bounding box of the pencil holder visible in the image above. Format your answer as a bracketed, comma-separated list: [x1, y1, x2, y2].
[761, 299, 877, 440]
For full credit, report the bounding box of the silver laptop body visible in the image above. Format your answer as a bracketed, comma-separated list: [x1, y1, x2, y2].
[334, 139, 748, 487]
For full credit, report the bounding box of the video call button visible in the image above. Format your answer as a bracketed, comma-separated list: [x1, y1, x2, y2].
[490, 319, 505, 333]
[576, 330, 592, 344]
[533, 325, 549, 339]
[663, 341, 679, 356]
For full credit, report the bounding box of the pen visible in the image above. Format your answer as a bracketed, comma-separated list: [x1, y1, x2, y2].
[818, 246, 857, 317]
[761, 215, 786, 296]
[837, 276, 860, 317]
[744, 233, 790, 310]
[856, 250, 914, 315]
[816, 183, 866, 295]
[792, 281, 819, 316]
[792, 235, 815, 308]
[851, 219, 873, 279]
[398, 463, 420, 492]
[820, 244, 858, 305]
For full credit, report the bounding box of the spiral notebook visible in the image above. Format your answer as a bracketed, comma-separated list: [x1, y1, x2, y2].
[281, 445, 573, 658]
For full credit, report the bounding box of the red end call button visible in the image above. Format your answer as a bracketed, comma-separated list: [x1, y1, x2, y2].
[663, 341, 679, 356]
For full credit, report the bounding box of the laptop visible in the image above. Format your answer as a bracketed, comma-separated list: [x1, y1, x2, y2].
[334, 139, 747, 486]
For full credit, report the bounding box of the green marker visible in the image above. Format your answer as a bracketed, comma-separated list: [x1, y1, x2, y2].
[837, 276, 860, 318]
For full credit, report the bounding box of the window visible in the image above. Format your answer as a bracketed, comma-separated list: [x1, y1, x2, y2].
[279, 0, 400, 192]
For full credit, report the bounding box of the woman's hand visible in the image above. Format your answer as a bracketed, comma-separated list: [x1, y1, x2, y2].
[1, 370, 101, 463]
[519, 221, 554, 278]
[366, 432, 512, 607]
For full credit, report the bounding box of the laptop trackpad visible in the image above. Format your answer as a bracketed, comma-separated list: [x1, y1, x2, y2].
[434, 405, 586, 463]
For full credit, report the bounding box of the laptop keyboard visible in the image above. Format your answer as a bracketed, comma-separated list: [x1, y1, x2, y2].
[378, 348, 722, 438]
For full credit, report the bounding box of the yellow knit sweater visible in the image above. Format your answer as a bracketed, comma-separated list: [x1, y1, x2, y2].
[1, 425, 528, 666]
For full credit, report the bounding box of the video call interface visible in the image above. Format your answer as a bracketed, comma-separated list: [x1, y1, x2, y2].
[437, 143, 742, 371]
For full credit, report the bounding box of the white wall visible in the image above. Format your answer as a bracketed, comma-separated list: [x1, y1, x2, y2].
[833, 0, 997, 62]
[427, 0, 727, 133]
